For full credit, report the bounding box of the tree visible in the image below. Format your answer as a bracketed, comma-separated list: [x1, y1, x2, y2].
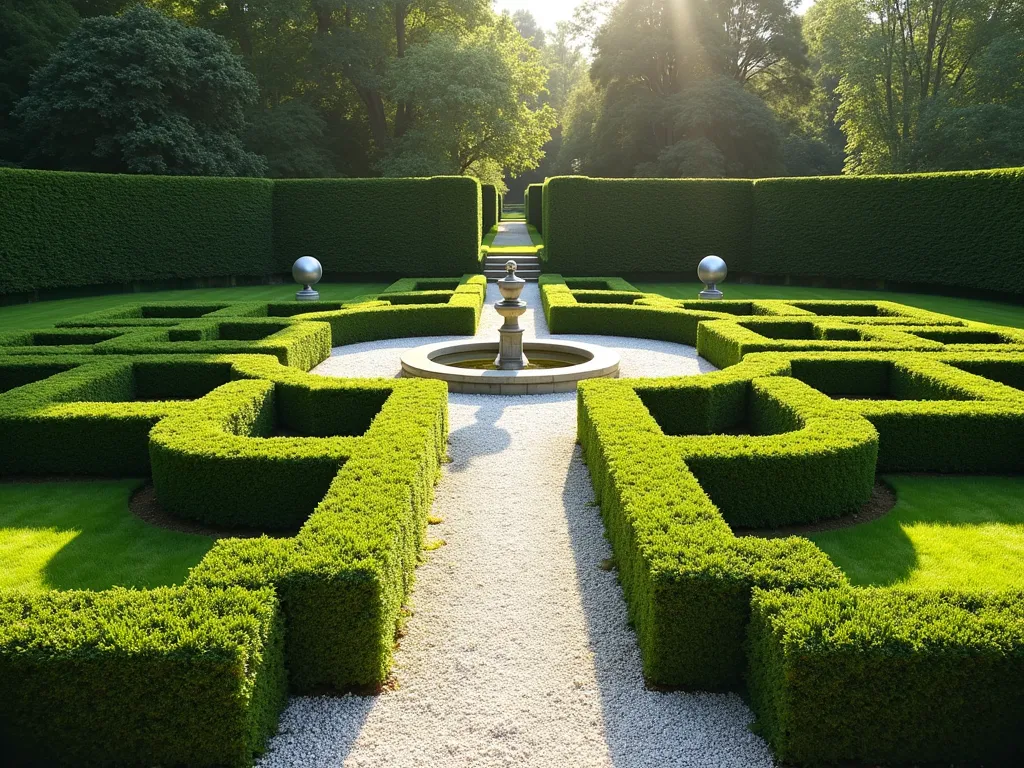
[512, 9, 547, 48]
[381, 15, 556, 187]
[559, 0, 801, 177]
[0, 0, 80, 162]
[806, 0, 1024, 174]
[14, 5, 266, 176]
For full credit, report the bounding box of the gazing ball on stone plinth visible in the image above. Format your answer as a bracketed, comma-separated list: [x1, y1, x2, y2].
[292, 256, 323, 301]
[697, 255, 727, 300]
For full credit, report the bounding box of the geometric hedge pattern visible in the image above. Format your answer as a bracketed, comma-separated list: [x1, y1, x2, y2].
[556, 275, 1024, 765]
[0, 276, 484, 766]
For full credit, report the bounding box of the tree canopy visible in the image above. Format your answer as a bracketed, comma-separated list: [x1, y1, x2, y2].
[14, 6, 266, 175]
[1, 0, 1023, 181]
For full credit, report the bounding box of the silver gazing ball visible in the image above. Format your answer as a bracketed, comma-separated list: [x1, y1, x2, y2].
[697, 255, 727, 300]
[292, 256, 323, 302]
[697, 255, 727, 285]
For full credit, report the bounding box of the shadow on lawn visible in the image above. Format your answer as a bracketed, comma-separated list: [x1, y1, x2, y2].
[808, 474, 1024, 588]
[0, 479, 215, 592]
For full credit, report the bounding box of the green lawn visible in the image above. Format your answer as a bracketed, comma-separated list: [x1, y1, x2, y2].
[0, 480, 216, 592]
[635, 281, 1024, 329]
[0, 282, 390, 331]
[807, 475, 1024, 590]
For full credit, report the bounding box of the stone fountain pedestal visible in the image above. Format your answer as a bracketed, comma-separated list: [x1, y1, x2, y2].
[399, 266, 620, 394]
[495, 261, 528, 369]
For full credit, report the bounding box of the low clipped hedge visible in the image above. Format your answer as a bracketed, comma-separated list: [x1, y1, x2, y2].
[579, 347, 1024, 763]
[0, 356, 229, 475]
[0, 352, 449, 758]
[482, 183, 499, 238]
[697, 315, 1024, 368]
[0, 586, 286, 767]
[525, 182, 542, 233]
[540, 275, 965, 349]
[295, 275, 486, 345]
[781, 352, 1024, 472]
[272, 176, 481, 276]
[748, 588, 1024, 765]
[577, 358, 849, 687]
[0, 327, 137, 355]
[541, 176, 753, 273]
[150, 379, 365, 531]
[0, 168, 274, 295]
[94, 318, 334, 371]
[44, 275, 486, 366]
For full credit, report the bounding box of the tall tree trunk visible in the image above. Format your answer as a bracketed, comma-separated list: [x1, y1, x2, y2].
[394, 4, 412, 138]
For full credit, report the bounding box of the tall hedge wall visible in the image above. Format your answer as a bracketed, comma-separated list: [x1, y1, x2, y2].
[526, 182, 543, 233]
[272, 176, 481, 276]
[481, 183, 499, 238]
[542, 176, 753, 273]
[0, 170, 483, 296]
[0, 169, 274, 295]
[749, 169, 1024, 293]
[542, 170, 1024, 295]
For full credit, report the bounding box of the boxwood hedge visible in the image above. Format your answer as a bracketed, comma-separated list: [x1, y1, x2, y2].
[0, 169, 483, 296]
[525, 182, 543, 233]
[0, 586, 285, 767]
[749, 588, 1024, 765]
[578, 349, 1024, 763]
[0, 168, 274, 296]
[272, 176, 481, 276]
[542, 176, 753, 274]
[482, 183, 499, 238]
[0, 352, 449, 761]
[540, 169, 1024, 295]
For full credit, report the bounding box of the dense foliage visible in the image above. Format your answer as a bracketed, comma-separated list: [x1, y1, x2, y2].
[541, 169, 1024, 297]
[0, 2, 554, 187]
[14, 6, 266, 175]
[0, 168, 483, 296]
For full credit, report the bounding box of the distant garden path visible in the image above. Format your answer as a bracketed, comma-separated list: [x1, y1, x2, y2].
[491, 220, 534, 247]
[259, 284, 774, 767]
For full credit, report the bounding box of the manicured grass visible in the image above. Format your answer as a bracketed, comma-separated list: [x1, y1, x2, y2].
[635, 281, 1024, 329]
[0, 480, 216, 592]
[806, 475, 1024, 590]
[0, 282, 390, 331]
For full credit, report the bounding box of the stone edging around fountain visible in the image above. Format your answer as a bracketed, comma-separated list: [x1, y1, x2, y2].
[400, 339, 620, 394]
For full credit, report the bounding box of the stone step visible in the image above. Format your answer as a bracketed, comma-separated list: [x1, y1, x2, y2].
[483, 259, 541, 268]
[484, 271, 540, 282]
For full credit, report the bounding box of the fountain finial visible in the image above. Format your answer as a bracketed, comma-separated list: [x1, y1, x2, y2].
[494, 261, 528, 369]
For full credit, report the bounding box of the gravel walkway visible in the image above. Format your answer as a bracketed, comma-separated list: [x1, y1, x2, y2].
[491, 221, 534, 246]
[260, 285, 775, 767]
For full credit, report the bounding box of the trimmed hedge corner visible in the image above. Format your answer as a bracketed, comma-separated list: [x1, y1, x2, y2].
[0, 586, 286, 767]
[482, 183, 499, 239]
[525, 182, 543, 233]
[748, 588, 1024, 765]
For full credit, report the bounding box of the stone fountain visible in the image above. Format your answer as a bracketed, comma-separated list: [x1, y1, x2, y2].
[400, 262, 619, 394]
[494, 261, 529, 369]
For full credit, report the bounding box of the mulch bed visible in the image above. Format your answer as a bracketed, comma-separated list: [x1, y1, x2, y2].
[735, 480, 897, 539]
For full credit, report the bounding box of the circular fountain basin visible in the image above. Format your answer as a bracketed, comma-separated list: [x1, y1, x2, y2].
[401, 340, 620, 394]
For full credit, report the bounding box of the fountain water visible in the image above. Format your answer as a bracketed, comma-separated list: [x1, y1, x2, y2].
[400, 262, 620, 394]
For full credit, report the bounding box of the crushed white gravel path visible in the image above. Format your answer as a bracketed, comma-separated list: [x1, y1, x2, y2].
[260, 284, 775, 767]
